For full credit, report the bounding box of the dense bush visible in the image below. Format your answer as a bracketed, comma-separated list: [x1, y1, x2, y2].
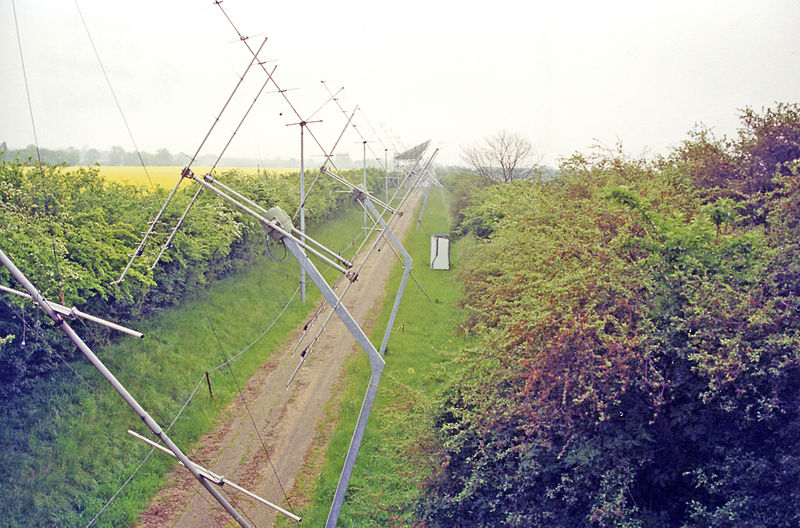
[421, 105, 800, 527]
[0, 160, 385, 399]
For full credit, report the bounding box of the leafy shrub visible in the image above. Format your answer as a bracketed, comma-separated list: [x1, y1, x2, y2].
[421, 106, 800, 527]
[0, 160, 373, 398]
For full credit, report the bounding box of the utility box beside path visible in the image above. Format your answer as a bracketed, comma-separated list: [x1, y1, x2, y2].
[430, 234, 450, 270]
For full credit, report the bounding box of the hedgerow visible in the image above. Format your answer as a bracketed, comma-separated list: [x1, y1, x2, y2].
[0, 161, 387, 398]
[421, 105, 800, 527]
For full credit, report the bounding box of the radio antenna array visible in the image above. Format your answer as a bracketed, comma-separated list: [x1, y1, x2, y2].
[113, 37, 272, 284]
[0, 249, 257, 528]
[13, 1, 441, 524]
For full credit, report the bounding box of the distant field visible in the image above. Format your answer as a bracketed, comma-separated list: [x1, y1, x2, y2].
[67, 166, 294, 190]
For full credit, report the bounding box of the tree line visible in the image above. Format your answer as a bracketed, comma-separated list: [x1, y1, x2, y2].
[420, 104, 800, 527]
[1, 143, 187, 166]
[0, 142, 384, 169]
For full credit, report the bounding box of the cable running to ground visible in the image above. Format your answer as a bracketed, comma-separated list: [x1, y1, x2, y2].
[84, 284, 300, 526]
[201, 302, 299, 523]
[72, 0, 155, 191]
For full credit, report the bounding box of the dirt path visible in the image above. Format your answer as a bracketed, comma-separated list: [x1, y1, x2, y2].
[138, 192, 420, 528]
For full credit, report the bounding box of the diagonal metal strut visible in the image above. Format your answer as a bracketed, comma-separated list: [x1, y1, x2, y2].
[0, 248, 253, 528]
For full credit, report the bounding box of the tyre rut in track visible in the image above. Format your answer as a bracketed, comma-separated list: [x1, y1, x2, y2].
[137, 191, 421, 528]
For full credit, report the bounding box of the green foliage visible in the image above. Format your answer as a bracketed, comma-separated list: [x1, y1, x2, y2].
[0, 160, 367, 398]
[280, 187, 470, 527]
[0, 203, 367, 527]
[422, 106, 800, 527]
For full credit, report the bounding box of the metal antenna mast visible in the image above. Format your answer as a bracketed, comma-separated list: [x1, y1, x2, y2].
[150, 62, 279, 272]
[284, 83, 341, 303]
[0, 249, 254, 528]
[285, 119, 320, 304]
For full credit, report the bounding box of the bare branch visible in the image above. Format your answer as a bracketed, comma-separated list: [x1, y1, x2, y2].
[461, 130, 541, 183]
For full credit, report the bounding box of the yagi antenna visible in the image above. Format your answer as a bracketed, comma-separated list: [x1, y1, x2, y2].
[113, 36, 270, 284]
[0, 248, 255, 528]
[321, 81, 387, 171]
[357, 107, 389, 151]
[306, 84, 343, 121]
[149, 64, 279, 271]
[216, 1, 348, 177]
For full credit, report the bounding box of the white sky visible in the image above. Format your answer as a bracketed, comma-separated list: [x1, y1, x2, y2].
[1, 0, 799, 167]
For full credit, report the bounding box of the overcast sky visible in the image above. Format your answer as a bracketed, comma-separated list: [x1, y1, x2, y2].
[2, 0, 799, 167]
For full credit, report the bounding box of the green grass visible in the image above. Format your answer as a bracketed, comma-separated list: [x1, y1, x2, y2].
[0, 206, 365, 528]
[280, 187, 474, 526]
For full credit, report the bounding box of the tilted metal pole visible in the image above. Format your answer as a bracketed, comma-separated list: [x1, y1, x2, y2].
[362, 141, 368, 239]
[321, 168, 396, 213]
[0, 284, 143, 338]
[115, 37, 270, 284]
[300, 123, 307, 303]
[281, 238, 385, 528]
[151, 184, 204, 269]
[417, 170, 432, 230]
[385, 149, 388, 204]
[361, 198, 411, 355]
[127, 430, 301, 522]
[114, 176, 183, 283]
[0, 248, 252, 528]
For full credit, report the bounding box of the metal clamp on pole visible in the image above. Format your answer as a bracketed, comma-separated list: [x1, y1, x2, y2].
[0, 248, 252, 528]
[127, 430, 301, 522]
[0, 284, 144, 338]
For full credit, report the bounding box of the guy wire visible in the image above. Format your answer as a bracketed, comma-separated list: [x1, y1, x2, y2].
[11, 0, 65, 305]
[200, 302, 299, 523]
[72, 0, 155, 192]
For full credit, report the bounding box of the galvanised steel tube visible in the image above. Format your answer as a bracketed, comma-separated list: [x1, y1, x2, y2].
[362, 197, 412, 356]
[281, 239, 385, 528]
[128, 430, 300, 522]
[0, 248, 252, 528]
[189, 174, 353, 276]
[0, 284, 143, 338]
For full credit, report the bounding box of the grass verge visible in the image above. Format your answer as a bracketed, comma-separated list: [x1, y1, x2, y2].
[0, 206, 364, 528]
[279, 186, 474, 526]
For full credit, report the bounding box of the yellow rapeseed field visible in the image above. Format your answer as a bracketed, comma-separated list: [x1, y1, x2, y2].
[67, 166, 294, 190]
